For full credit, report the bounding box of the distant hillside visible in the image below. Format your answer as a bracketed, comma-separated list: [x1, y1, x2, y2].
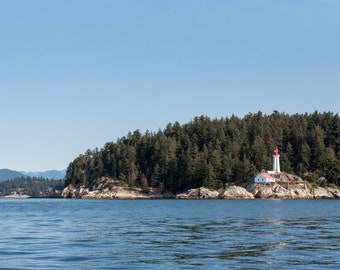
[0, 169, 25, 182]
[21, 170, 66, 180]
[0, 169, 66, 182]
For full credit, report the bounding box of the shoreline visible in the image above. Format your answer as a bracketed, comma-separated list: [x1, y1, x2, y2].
[61, 182, 340, 200]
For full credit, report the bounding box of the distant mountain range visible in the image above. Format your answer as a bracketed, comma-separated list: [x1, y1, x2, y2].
[0, 169, 66, 182]
[21, 170, 66, 180]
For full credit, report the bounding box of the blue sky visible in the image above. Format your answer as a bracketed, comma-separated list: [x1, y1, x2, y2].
[0, 0, 339, 171]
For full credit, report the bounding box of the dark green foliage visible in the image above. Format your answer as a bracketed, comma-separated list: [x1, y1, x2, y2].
[0, 177, 64, 197]
[65, 111, 340, 193]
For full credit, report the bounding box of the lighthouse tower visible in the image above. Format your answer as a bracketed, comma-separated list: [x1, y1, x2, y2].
[272, 147, 280, 173]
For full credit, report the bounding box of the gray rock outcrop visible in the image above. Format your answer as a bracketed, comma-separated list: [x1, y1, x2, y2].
[176, 187, 220, 199]
[311, 187, 336, 199]
[62, 177, 340, 200]
[221, 185, 254, 199]
[245, 181, 340, 199]
[62, 177, 173, 199]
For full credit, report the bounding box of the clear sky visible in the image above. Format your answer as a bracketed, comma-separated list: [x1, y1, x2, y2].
[0, 0, 339, 171]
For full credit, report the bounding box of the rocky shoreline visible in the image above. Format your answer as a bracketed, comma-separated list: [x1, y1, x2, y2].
[4, 194, 30, 199]
[62, 177, 340, 199]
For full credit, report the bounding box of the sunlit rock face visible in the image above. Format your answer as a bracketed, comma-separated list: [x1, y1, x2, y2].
[221, 185, 254, 199]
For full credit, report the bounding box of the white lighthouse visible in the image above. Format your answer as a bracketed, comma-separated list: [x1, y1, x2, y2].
[272, 146, 280, 173]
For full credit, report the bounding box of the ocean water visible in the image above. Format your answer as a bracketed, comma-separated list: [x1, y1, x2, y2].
[0, 199, 339, 269]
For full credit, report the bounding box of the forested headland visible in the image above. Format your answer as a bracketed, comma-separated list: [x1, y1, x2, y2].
[65, 111, 340, 194]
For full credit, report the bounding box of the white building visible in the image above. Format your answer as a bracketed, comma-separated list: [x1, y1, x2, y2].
[254, 172, 276, 184]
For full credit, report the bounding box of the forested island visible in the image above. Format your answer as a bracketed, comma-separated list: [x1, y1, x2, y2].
[64, 111, 340, 198]
[0, 177, 64, 198]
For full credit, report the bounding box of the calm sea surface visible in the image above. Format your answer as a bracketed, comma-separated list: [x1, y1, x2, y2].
[0, 199, 339, 269]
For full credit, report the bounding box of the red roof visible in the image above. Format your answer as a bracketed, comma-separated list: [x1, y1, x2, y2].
[259, 172, 275, 179]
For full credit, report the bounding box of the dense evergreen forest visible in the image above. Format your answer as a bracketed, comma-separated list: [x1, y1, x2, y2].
[65, 111, 340, 193]
[0, 177, 64, 197]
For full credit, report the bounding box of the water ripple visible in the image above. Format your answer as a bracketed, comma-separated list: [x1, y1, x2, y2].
[0, 199, 339, 269]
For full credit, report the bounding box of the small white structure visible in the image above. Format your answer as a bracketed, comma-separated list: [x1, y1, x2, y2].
[254, 172, 275, 184]
[272, 146, 280, 173]
[268, 147, 281, 174]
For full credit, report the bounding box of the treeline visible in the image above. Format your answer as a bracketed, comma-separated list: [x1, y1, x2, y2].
[65, 111, 340, 193]
[0, 177, 64, 197]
